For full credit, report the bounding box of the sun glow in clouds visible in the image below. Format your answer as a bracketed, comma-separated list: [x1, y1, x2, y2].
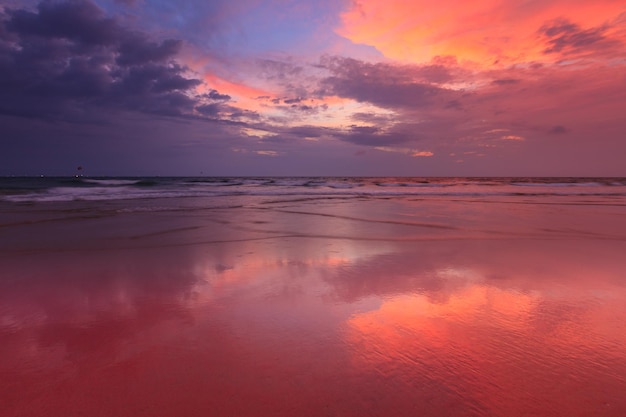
[1, 0, 626, 175]
[255, 150, 280, 156]
[375, 147, 434, 157]
[502, 135, 525, 141]
[337, 0, 626, 66]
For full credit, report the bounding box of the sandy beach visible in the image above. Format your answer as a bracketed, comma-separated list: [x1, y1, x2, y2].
[2, 182, 626, 416]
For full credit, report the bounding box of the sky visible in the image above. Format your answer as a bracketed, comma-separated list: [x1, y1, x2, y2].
[1, 0, 625, 176]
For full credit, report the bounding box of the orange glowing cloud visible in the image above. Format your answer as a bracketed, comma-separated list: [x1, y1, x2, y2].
[501, 135, 524, 141]
[411, 150, 434, 157]
[374, 147, 435, 157]
[199, 72, 364, 127]
[337, 0, 626, 65]
[201, 73, 271, 110]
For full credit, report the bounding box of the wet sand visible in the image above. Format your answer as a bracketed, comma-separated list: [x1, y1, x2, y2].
[1, 195, 626, 416]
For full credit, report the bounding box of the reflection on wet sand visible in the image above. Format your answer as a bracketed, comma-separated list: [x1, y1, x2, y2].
[1, 197, 626, 416]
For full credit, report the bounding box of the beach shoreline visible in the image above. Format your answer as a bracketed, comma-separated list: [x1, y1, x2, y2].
[2, 180, 626, 416]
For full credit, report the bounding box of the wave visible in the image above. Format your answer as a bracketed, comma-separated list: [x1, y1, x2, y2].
[511, 181, 606, 187]
[1, 176, 625, 203]
[82, 179, 142, 186]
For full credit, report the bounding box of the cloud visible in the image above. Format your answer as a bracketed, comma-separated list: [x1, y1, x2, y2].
[548, 125, 568, 134]
[255, 150, 279, 156]
[202, 89, 231, 101]
[1, 0, 625, 176]
[539, 19, 612, 54]
[375, 147, 434, 157]
[256, 58, 304, 81]
[411, 151, 434, 157]
[0, 0, 210, 121]
[501, 135, 525, 141]
[338, 0, 626, 66]
[117, 38, 183, 66]
[339, 125, 415, 147]
[350, 112, 394, 125]
[195, 103, 222, 117]
[491, 79, 521, 86]
[285, 125, 329, 139]
[113, 0, 139, 5]
[6, 0, 118, 45]
[318, 56, 454, 109]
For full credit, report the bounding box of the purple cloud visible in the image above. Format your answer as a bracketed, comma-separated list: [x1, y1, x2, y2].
[6, 1, 118, 45]
[0, 1, 204, 120]
[318, 56, 454, 109]
[539, 19, 616, 55]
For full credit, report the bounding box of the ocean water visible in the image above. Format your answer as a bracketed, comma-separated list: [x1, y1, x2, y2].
[1, 177, 626, 416]
[2, 176, 626, 203]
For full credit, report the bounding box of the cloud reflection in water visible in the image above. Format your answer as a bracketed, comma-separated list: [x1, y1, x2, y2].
[1, 208, 626, 416]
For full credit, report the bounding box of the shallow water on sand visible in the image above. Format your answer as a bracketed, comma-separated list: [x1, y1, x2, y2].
[1, 193, 626, 416]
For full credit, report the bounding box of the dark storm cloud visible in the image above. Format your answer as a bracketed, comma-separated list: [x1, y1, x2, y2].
[444, 99, 463, 110]
[194, 101, 253, 121]
[339, 125, 414, 146]
[259, 94, 327, 114]
[491, 78, 521, 85]
[191, 90, 236, 118]
[318, 56, 454, 109]
[6, 0, 118, 45]
[548, 125, 568, 134]
[286, 125, 328, 138]
[204, 89, 231, 101]
[228, 108, 260, 121]
[117, 38, 183, 66]
[114, 63, 200, 94]
[539, 19, 615, 54]
[0, 1, 207, 121]
[351, 112, 394, 125]
[195, 103, 221, 116]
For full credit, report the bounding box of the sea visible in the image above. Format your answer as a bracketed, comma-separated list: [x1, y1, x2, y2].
[2, 176, 626, 416]
[2, 176, 626, 203]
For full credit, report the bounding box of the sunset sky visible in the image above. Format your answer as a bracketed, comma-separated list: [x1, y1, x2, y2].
[1, 0, 625, 176]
